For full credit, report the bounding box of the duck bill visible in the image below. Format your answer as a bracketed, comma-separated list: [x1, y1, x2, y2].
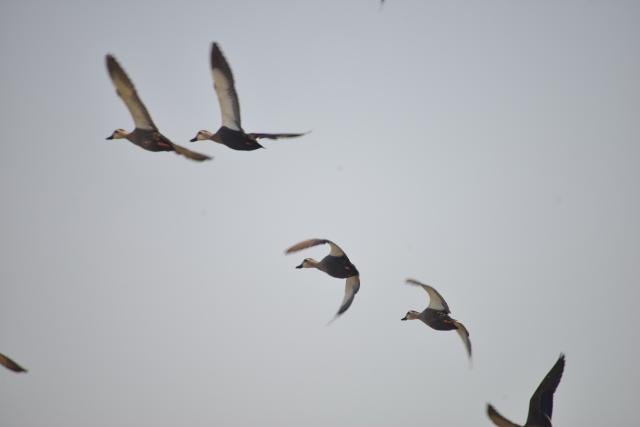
[189, 137, 198, 142]
[401, 316, 408, 321]
[295, 263, 303, 269]
[106, 135, 114, 140]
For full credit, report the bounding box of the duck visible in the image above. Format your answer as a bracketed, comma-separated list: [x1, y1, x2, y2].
[487, 354, 565, 427]
[285, 239, 360, 319]
[105, 55, 211, 161]
[190, 43, 307, 151]
[0, 352, 27, 373]
[401, 279, 472, 360]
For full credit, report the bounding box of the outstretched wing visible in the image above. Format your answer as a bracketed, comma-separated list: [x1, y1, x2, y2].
[105, 55, 157, 130]
[336, 275, 360, 316]
[526, 354, 565, 425]
[405, 279, 450, 313]
[170, 143, 212, 162]
[454, 320, 472, 360]
[0, 352, 27, 373]
[210, 43, 242, 131]
[247, 132, 308, 140]
[285, 239, 346, 257]
[486, 404, 520, 427]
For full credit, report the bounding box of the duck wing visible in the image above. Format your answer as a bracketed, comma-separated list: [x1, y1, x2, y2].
[247, 132, 308, 140]
[285, 239, 346, 257]
[0, 352, 27, 373]
[486, 404, 520, 427]
[453, 320, 472, 359]
[405, 279, 450, 313]
[170, 143, 212, 162]
[336, 275, 360, 316]
[105, 55, 157, 130]
[525, 354, 565, 426]
[210, 43, 242, 131]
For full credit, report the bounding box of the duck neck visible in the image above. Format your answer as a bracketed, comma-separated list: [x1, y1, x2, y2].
[306, 258, 326, 273]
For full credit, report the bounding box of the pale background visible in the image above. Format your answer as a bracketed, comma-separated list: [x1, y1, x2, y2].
[1, 0, 639, 425]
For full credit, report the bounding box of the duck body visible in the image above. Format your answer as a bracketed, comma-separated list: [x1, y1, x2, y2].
[125, 128, 175, 152]
[418, 308, 459, 331]
[319, 254, 358, 279]
[213, 126, 263, 151]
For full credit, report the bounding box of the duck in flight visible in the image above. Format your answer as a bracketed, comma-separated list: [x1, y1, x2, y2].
[487, 354, 565, 427]
[401, 279, 472, 360]
[0, 352, 27, 373]
[190, 43, 307, 151]
[285, 239, 360, 320]
[105, 55, 211, 162]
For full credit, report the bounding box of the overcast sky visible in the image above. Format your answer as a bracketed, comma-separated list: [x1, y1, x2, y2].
[1, 0, 639, 426]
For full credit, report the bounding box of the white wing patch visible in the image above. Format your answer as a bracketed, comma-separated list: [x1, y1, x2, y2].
[424, 285, 449, 312]
[326, 240, 346, 257]
[406, 279, 450, 312]
[106, 55, 156, 130]
[212, 68, 241, 131]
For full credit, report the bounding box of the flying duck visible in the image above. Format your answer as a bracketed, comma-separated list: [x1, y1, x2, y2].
[0, 352, 27, 373]
[285, 239, 360, 319]
[401, 279, 472, 360]
[487, 354, 565, 427]
[190, 43, 307, 151]
[105, 55, 211, 161]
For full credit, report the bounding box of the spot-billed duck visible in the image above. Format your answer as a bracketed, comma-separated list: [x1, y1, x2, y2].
[285, 239, 359, 319]
[401, 278, 472, 360]
[190, 43, 307, 151]
[105, 55, 211, 161]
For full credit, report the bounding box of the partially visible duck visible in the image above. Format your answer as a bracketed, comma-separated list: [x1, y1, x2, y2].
[190, 43, 307, 151]
[285, 239, 359, 318]
[0, 352, 27, 373]
[401, 279, 472, 360]
[487, 354, 565, 427]
[105, 55, 211, 161]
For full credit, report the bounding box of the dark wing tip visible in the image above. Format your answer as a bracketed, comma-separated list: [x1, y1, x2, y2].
[105, 54, 119, 69]
[105, 54, 126, 81]
[210, 42, 227, 68]
[549, 353, 566, 383]
[551, 353, 566, 384]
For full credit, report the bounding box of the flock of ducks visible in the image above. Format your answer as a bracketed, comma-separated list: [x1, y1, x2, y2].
[3, 39, 567, 426]
[106, 43, 307, 158]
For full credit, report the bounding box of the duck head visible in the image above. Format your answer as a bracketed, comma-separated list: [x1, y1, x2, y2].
[190, 130, 214, 142]
[106, 129, 129, 140]
[296, 258, 319, 269]
[401, 310, 421, 321]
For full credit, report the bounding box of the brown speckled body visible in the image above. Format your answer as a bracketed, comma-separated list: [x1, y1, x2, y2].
[126, 129, 175, 152]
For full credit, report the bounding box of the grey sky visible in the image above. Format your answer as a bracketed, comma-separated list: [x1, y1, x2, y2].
[1, 0, 639, 425]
